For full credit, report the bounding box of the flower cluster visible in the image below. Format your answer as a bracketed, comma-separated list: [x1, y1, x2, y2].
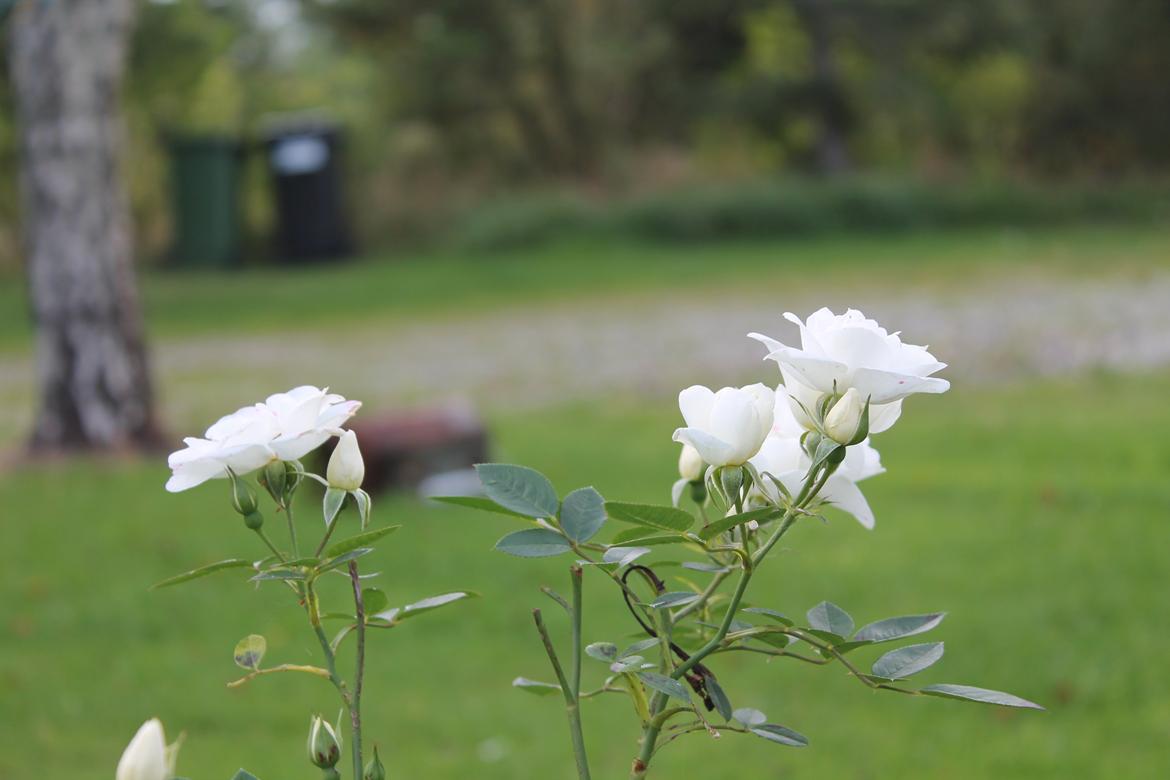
[150, 384, 475, 780]
[674, 307, 949, 528]
[166, 386, 360, 492]
[137, 309, 1042, 780]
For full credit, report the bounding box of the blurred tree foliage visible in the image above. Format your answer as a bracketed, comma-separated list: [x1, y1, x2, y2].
[1, 0, 1168, 267]
[311, 0, 1170, 179]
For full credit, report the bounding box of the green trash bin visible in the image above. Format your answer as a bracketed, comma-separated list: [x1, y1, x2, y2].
[167, 135, 243, 268]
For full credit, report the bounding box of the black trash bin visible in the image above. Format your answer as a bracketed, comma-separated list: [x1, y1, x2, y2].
[263, 119, 353, 262]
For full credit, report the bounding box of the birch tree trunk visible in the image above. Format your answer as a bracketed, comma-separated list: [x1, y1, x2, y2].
[10, 0, 160, 450]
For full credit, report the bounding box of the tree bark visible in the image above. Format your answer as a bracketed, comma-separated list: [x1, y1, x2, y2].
[10, 0, 159, 451]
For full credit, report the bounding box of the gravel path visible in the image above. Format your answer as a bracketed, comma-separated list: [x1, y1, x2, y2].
[1, 265, 1168, 436]
[157, 267, 1170, 419]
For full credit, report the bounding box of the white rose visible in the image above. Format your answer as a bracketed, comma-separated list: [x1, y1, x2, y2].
[749, 307, 949, 407]
[116, 719, 176, 780]
[838, 435, 885, 482]
[165, 404, 278, 493]
[165, 386, 361, 493]
[327, 429, 365, 490]
[678, 443, 704, 482]
[749, 433, 884, 529]
[672, 384, 774, 467]
[265, 385, 362, 461]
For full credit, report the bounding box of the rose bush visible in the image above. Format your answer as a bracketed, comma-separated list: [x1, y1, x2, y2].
[137, 308, 1040, 780]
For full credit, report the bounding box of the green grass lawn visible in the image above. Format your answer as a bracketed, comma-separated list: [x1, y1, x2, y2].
[2, 369, 1167, 779]
[1, 223, 1168, 351]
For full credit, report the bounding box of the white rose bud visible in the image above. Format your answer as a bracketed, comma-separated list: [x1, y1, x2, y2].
[678, 444, 704, 482]
[116, 719, 173, 780]
[308, 715, 342, 770]
[824, 388, 864, 445]
[327, 430, 365, 491]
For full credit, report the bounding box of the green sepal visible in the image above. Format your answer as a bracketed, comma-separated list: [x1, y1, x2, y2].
[352, 489, 371, 530]
[847, 397, 871, 446]
[323, 487, 347, 528]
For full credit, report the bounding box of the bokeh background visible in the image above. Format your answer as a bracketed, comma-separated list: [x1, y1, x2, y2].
[1, 1, 1169, 778]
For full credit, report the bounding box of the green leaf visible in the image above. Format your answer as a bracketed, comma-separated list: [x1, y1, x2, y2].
[323, 486, 347, 527]
[541, 586, 571, 613]
[271, 556, 319, 569]
[512, 677, 561, 696]
[610, 527, 687, 546]
[741, 607, 793, 626]
[647, 591, 699, 609]
[585, 642, 618, 662]
[233, 634, 266, 671]
[230, 771, 261, 780]
[833, 639, 874, 654]
[430, 495, 529, 519]
[406, 590, 476, 614]
[698, 507, 782, 541]
[750, 632, 793, 650]
[560, 486, 607, 542]
[476, 464, 559, 518]
[323, 525, 402, 559]
[854, 613, 946, 643]
[601, 546, 651, 565]
[606, 502, 694, 533]
[375, 591, 478, 624]
[750, 724, 809, 747]
[872, 642, 945, 680]
[733, 707, 767, 727]
[609, 656, 647, 673]
[361, 588, 389, 616]
[682, 562, 731, 574]
[494, 528, 572, 558]
[249, 569, 305, 583]
[318, 547, 373, 572]
[150, 559, 252, 590]
[704, 673, 733, 721]
[806, 629, 848, 649]
[637, 672, 691, 702]
[807, 601, 854, 638]
[621, 638, 661, 657]
[920, 684, 1044, 710]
